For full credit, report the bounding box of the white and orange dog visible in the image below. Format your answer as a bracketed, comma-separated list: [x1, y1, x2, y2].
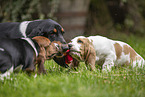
[69, 35, 144, 71]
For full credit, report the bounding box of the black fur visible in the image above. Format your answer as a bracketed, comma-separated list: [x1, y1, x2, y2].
[0, 19, 68, 68]
[0, 38, 39, 73]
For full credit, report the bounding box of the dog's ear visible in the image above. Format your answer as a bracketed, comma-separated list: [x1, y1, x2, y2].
[85, 47, 96, 71]
[32, 36, 51, 47]
[28, 27, 44, 38]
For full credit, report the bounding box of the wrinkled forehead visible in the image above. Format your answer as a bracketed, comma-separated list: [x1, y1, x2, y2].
[71, 36, 86, 43]
[52, 41, 62, 44]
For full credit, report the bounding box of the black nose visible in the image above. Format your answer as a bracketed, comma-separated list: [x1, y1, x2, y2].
[68, 44, 72, 49]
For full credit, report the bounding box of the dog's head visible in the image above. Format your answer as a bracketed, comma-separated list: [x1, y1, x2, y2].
[28, 19, 69, 67]
[45, 41, 69, 59]
[28, 19, 66, 44]
[33, 36, 68, 59]
[69, 36, 96, 62]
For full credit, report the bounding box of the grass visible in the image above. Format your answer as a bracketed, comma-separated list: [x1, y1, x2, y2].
[0, 33, 145, 97]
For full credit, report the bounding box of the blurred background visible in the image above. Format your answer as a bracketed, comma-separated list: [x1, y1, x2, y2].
[0, 0, 145, 42]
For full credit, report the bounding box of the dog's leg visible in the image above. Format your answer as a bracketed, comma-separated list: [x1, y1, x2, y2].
[85, 58, 96, 71]
[0, 66, 13, 80]
[69, 58, 80, 70]
[132, 56, 145, 68]
[102, 53, 116, 71]
[85, 62, 96, 71]
[0, 53, 14, 80]
[85, 52, 96, 71]
[37, 58, 47, 74]
[102, 60, 114, 71]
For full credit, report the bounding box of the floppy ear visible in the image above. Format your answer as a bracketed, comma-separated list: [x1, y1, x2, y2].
[32, 36, 51, 47]
[85, 45, 96, 71]
[28, 27, 44, 38]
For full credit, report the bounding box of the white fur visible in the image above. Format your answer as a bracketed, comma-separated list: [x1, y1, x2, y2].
[0, 66, 13, 80]
[22, 38, 38, 57]
[54, 43, 59, 50]
[20, 21, 38, 57]
[19, 21, 31, 37]
[0, 48, 4, 51]
[71, 36, 85, 53]
[70, 35, 144, 71]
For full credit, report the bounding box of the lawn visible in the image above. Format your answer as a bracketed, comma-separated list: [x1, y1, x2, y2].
[0, 33, 145, 97]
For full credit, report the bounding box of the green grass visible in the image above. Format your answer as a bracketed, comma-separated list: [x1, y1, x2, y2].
[0, 33, 145, 97]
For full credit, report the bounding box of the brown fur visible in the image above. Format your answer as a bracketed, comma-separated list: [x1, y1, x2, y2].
[123, 45, 137, 61]
[33, 36, 51, 47]
[114, 43, 142, 65]
[114, 43, 122, 59]
[70, 38, 96, 71]
[32, 36, 64, 74]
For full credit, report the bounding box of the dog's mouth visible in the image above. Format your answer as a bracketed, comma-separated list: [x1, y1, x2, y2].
[70, 50, 81, 54]
[64, 50, 73, 64]
[69, 50, 82, 61]
[47, 53, 57, 59]
[47, 53, 66, 59]
[55, 52, 65, 58]
[47, 51, 73, 65]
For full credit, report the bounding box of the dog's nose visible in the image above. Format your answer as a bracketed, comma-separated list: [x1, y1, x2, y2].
[68, 43, 72, 49]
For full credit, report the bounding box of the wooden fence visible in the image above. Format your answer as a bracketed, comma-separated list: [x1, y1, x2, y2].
[54, 0, 90, 42]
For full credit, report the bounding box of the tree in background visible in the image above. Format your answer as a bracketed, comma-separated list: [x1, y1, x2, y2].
[86, 0, 145, 36]
[0, 0, 145, 38]
[0, 0, 58, 22]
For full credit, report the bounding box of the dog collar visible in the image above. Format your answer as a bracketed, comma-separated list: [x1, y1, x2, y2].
[19, 21, 32, 38]
[22, 38, 38, 57]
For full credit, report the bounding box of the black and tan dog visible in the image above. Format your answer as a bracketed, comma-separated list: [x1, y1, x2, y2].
[0, 36, 68, 80]
[0, 19, 68, 68]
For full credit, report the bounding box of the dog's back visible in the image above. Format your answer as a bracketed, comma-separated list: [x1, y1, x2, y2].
[0, 38, 37, 73]
[0, 22, 21, 38]
[88, 35, 145, 68]
[113, 40, 144, 67]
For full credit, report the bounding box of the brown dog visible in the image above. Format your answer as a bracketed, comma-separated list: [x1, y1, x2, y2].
[0, 36, 68, 80]
[32, 36, 68, 74]
[69, 35, 145, 71]
[69, 37, 96, 71]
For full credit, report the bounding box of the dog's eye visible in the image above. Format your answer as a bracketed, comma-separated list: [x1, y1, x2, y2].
[78, 40, 83, 43]
[53, 28, 57, 33]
